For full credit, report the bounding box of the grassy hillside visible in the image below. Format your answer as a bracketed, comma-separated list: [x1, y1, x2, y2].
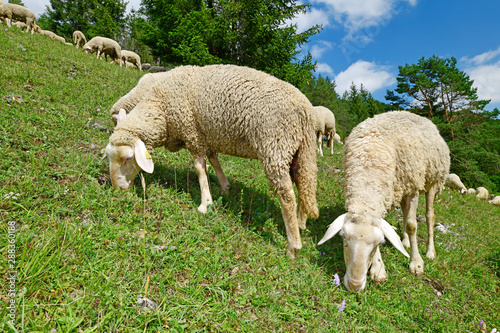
[0, 27, 499, 332]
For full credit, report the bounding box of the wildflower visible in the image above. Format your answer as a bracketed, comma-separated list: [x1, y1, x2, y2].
[96, 108, 101, 112]
[333, 273, 340, 286]
[90, 143, 95, 149]
[22, 48, 26, 52]
[337, 300, 346, 313]
[479, 320, 485, 326]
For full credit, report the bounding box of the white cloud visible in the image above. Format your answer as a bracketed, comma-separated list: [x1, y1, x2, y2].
[290, 7, 331, 34]
[310, 40, 334, 59]
[315, 63, 334, 75]
[333, 60, 395, 95]
[461, 47, 500, 66]
[466, 62, 500, 104]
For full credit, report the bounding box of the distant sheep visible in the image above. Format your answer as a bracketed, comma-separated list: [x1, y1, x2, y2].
[489, 196, 500, 206]
[105, 64, 319, 259]
[311, 106, 336, 156]
[121, 50, 141, 70]
[12, 21, 26, 30]
[0, 3, 36, 34]
[476, 187, 489, 200]
[73, 30, 86, 49]
[141, 63, 151, 71]
[148, 66, 167, 73]
[444, 173, 466, 193]
[83, 36, 122, 66]
[467, 188, 476, 195]
[318, 111, 450, 291]
[333, 133, 342, 145]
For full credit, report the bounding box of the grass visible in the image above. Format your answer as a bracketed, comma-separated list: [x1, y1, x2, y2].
[0, 26, 499, 332]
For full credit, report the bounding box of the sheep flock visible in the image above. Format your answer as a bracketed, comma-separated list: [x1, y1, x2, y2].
[2, 3, 498, 296]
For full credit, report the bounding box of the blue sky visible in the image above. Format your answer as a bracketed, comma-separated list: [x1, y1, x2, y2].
[25, 0, 500, 110]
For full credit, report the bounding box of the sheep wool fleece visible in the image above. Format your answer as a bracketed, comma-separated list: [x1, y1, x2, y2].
[110, 64, 319, 257]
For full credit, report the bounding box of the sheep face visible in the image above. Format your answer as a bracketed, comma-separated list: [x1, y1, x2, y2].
[318, 213, 409, 292]
[105, 139, 154, 189]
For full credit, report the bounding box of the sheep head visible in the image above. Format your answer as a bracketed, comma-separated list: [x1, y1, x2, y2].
[105, 138, 154, 189]
[318, 213, 409, 292]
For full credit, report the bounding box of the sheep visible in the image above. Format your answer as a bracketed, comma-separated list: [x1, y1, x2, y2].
[148, 66, 167, 73]
[311, 106, 336, 156]
[333, 133, 343, 145]
[0, 3, 36, 34]
[476, 187, 489, 200]
[467, 188, 477, 195]
[121, 50, 141, 70]
[489, 196, 500, 206]
[444, 173, 466, 193]
[37, 28, 65, 43]
[318, 111, 450, 291]
[105, 64, 319, 259]
[83, 36, 122, 66]
[73, 30, 86, 49]
[141, 63, 151, 71]
[12, 21, 26, 30]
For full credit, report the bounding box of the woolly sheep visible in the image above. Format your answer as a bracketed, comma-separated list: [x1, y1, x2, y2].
[476, 187, 489, 200]
[467, 188, 476, 195]
[0, 3, 36, 34]
[318, 111, 450, 291]
[141, 63, 151, 71]
[121, 50, 141, 70]
[444, 173, 466, 193]
[311, 106, 336, 156]
[148, 66, 167, 73]
[333, 133, 342, 145]
[105, 64, 319, 258]
[12, 21, 26, 30]
[489, 196, 500, 206]
[73, 30, 86, 49]
[83, 36, 122, 66]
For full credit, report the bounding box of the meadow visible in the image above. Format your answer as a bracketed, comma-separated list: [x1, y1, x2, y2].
[0, 27, 499, 332]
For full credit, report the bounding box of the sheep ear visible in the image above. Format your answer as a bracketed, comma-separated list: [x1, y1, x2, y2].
[318, 213, 347, 245]
[134, 139, 154, 173]
[116, 108, 127, 125]
[380, 219, 410, 258]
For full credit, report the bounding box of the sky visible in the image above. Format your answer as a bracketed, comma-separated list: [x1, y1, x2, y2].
[24, 0, 500, 110]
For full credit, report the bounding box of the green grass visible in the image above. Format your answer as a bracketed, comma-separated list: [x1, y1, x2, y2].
[0, 27, 499, 332]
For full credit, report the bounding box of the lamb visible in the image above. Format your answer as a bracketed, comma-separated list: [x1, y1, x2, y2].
[121, 50, 141, 70]
[333, 133, 342, 145]
[311, 106, 336, 156]
[476, 187, 489, 200]
[0, 3, 36, 34]
[467, 188, 477, 195]
[444, 173, 466, 193]
[489, 196, 500, 206]
[318, 111, 450, 291]
[12, 21, 26, 30]
[73, 30, 86, 49]
[83, 36, 122, 66]
[105, 64, 319, 259]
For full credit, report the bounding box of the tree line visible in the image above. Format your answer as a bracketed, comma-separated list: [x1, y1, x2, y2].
[36, 0, 500, 192]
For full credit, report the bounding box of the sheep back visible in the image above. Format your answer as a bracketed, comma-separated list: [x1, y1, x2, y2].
[344, 111, 450, 216]
[0, 3, 36, 33]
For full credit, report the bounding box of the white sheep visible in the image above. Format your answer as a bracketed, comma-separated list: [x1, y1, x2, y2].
[12, 21, 26, 30]
[318, 111, 450, 291]
[121, 50, 141, 70]
[444, 173, 466, 193]
[488, 196, 500, 206]
[333, 133, 342, 145]
[0, 3, 36, 34]
[83, 36, 122, 66]
[73, 30, 86, 49]
[467, 188, 477, 195]
[141, 63, 151, 71]
[105, 64, 319, 259]
[476, 187, 489, 200]
[311, 106, 336, 156]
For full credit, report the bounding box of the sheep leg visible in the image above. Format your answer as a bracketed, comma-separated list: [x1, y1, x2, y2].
[207, 152, 230, 194]
[317, 133, 323, 156]
[193, 156, 213, 214]
[5, 17, 12, 27]
[425, 185, 438, 259]
[401, 195, 425, 276]
[277, 182, 301, 259]
[369, 246, 387, 283]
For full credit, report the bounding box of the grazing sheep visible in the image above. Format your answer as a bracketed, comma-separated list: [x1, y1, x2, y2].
[476, 187, 489, 200]
[318, 111, 450, 291]
[488, 196, 500, 206]
[467, 188, 477, 195]
[73, 30, 86, 49]
[12, 21, 26, 30]
[106, 64, 319, 258]
[121, 50, 141, 70]
[148, 66, 167, 73]
[444, 173, 466, 193]
[333, 133, 342, 145]
[0, 3, 36, 34]
[83, 36, 122, 66]
[311, 106, 336, 156]
[141, 63, 151, 71]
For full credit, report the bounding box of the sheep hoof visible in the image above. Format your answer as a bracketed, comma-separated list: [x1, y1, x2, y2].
[425, 250, 436, 260]
[409, 259, 425, 276]
[220, 184, 230, 195]
[197, 205, 208, 214]
[286, 247, 298, 260]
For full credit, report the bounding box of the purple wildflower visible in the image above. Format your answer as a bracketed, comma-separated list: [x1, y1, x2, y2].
[96, 108, 101, 112]
[333, 273, 340, 286]
[22, 48, 26, 52]
[337, 300, 346, 313]
[90, 143, 95, 149]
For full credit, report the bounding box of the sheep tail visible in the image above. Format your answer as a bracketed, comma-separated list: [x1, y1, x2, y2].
[294, 124, 319, 219]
